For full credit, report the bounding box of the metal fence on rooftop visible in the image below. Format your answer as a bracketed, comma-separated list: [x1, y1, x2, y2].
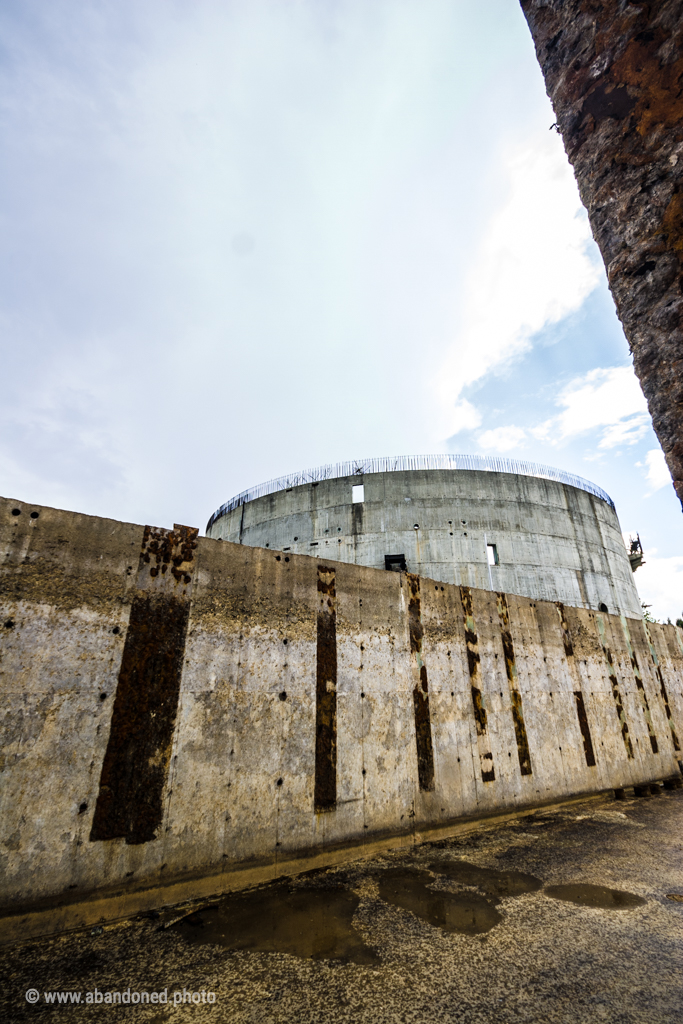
[206, 453, 615, 532]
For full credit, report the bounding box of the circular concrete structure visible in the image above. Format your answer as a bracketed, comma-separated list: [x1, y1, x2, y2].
[207, 455, 641, 617]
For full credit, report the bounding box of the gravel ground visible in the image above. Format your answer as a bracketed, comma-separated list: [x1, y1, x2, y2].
[2, 789, 682, 1024]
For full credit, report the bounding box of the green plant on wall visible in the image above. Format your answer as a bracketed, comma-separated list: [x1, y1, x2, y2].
[642, 603, 659, 624]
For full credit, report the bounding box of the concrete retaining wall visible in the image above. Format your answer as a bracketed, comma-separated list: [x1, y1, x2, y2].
[1, 495, 682, 923]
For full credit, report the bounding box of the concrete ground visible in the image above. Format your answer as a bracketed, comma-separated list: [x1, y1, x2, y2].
[2, 789, 682, 1024]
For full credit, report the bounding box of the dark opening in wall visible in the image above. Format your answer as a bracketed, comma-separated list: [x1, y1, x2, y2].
[598, 603, 608, 613]
[487, 543, 499, 566]
[385, 554, 407, 572]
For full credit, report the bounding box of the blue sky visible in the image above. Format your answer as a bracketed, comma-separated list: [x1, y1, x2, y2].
[1, 0, 681, 620]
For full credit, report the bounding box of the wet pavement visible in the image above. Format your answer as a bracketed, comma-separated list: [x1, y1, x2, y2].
[2, 789, 683, 1023]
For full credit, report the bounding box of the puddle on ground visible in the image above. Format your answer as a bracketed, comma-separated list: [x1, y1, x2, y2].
[172, 881, 379, 965]
[429, 860, 542, 897]
[544, 883, 646, 909]
[378, 868, 501, 935]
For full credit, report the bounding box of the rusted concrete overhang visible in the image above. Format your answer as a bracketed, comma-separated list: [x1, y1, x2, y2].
[520, 0, 683, 506]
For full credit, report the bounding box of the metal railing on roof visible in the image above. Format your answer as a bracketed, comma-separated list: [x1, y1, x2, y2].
[206, 453, 615, 532]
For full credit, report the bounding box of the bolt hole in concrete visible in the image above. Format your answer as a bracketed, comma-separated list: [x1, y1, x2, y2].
[11, 508, 20, 516]
[30, 510, 39, 519]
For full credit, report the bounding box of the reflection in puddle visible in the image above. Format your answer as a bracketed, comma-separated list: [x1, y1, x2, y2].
[378, 868, 502, 935]
[173, 882, 379, 965]
[429, 860, 542, 897]
[544, 883, 646, 909]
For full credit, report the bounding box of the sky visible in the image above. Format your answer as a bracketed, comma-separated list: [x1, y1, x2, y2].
[1, 0, 681, 621]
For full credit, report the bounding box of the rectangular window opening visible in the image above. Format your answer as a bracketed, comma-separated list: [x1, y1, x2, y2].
[352, 483, 364, 504]
[487, 543, 499, 566]
[385, 553, 407, 572]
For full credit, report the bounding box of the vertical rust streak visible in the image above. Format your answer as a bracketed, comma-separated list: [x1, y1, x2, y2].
[496, 593, 532, 776]
[461, 586, 495, 783]
[556, 602, 597, 768]
[90, 525, 198, 845]
[620, 616, 658, 754]
[573, 691, 596, 767]
[407, 573, 435, 792]
[596, 615, 634, 759]
[412, 665, 435, 793]
[655, 667, 681, 752]
[643, 621, 681, 752]
[315, 566, 337, 810]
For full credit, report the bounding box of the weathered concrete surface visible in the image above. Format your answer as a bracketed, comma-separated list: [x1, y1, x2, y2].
[1, 495, 682, 939]
[520, 0, 683, 507]
[209, 468, 642, 617]
[2, 790, 682, 1024]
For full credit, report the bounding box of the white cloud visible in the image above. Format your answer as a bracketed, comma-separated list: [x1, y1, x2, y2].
[597, 417, 649, 449]
[554, 366, 648, 444]
[644, 448, 671, 492]
[436, 131, 601, 436]
[477, 425, 526, 452]
[471, 364, 650, 458]
[525, 365, 649, 450]
[447, 399, 482, 435]
[634, 553, 683, 623]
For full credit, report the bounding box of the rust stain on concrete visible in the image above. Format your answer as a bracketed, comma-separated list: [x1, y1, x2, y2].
[643, 619, 681, 752]
[556, 603, 596, 767]
[461, 587, 495, 783]
[90, 525, 198, 845]
[496, 593, 532, 776]
[596, 615, 634, 760]
[573, 690, 596, 768]
[407, 573, 435, 792]
[315, 566, 337, 810]
[620, 615, 659, 754]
